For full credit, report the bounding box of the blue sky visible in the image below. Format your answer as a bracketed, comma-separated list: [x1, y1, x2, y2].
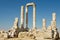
[0, 0, 60, 31]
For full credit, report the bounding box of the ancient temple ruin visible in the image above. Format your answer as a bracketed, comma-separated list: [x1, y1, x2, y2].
[0, 2, 59, 40]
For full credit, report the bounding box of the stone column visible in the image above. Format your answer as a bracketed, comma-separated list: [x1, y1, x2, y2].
[26, 6, 28, 28]
[52, 13, 56, 21]
[42, 18, 46, 31]
[52, 13, 56, 30]
[33, 4, 36, 29]
[20, 6, 24, 28]
[13, 17, 18, 29]
[51, 21, 56, 30]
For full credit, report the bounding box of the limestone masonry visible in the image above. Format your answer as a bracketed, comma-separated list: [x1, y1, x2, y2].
[0, 2, 59, 40]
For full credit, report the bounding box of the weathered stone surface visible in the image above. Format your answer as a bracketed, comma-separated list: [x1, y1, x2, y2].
[13, 17, 19, 29]
[7, 17, 20, 38]
[18, 32, 29, 38]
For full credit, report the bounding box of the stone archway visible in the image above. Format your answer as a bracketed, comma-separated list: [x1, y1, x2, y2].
[25, 2, 36, 29]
